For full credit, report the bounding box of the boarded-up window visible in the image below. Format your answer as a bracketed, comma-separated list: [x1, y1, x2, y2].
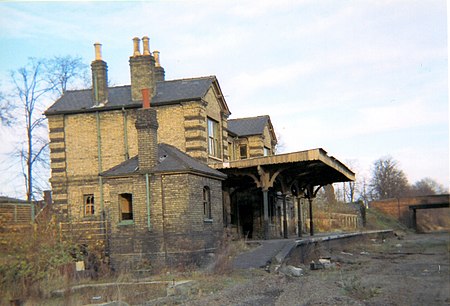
[119, 193, 133, 221]
[203, 186, 212, 220]
[84, 194, 95, 216]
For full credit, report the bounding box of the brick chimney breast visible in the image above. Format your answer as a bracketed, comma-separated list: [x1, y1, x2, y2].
[91, 42, 108, 106]
[135, 104, 158, 171]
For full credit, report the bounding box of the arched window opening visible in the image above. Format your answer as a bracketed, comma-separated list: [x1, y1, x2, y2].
[84, 194, 95, 216]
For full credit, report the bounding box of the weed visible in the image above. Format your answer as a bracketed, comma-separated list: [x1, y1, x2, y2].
[339, 273, 381, 300]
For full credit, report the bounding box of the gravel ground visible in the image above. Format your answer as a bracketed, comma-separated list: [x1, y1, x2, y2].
[183, 231, 449, 306]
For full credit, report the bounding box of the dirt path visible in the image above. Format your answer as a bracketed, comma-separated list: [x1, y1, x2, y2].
[186, 232, 449, 306]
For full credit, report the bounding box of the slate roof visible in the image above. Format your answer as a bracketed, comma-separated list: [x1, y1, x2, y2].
[228, 115, 270, 137]
[45, 76, 216, 115]
[101, 143, 226, 179]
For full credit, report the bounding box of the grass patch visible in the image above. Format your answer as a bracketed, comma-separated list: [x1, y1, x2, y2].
[365, 207, 408, 231]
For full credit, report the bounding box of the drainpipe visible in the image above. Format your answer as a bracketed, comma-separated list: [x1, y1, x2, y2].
[96, 111, 104, 212]
[145, 173, 151, 231]
[122, 107, 129, 160]
[161, 174, 168, 264]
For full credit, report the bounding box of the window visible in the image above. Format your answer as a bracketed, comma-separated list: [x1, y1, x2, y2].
[119, 193, 133, 221]
[239, 144, 248, 159]
[264, 147, 270, 156]
[207, 118, 221, 158]
[203, 187, 212, 220]
[84, 194, 95, 216]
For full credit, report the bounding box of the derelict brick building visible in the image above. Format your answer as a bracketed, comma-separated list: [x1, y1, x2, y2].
[45, 36, 355, 268]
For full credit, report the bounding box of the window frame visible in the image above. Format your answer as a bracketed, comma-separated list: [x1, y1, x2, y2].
[207, 118, 221, 158]
[119, 193, 134, 223]
[239, 144, 248, 160]
[203, 186, 212, 221]
[84, 194, 95, 217]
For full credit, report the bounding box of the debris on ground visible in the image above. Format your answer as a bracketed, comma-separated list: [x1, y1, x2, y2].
[278, 265, 304, 277]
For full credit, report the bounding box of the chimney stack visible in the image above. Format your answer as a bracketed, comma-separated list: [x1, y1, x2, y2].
[153, 51, 165, 82]
[129, 36, 156, 101]
[91, 43, 108, 105]
[135, 88, 158, 171]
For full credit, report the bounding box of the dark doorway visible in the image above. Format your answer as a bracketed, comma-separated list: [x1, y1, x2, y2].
[239, 204, 253, 238]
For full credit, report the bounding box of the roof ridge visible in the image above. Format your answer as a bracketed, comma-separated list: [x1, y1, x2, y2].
[229, 115, 269, 121]
[162, 75, 216, 83]
[63, 77, 216, 93]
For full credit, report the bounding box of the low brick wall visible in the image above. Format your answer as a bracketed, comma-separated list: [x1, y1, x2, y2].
[370, 195, 450, 231]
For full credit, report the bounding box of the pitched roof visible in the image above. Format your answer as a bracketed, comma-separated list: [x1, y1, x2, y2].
[227, 115, 270, 137]
[101, 143, 226, 179]
[45, 76, 216, 115]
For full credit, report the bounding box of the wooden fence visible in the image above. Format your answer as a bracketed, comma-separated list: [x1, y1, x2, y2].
[306, 213, 358, 232]
[0, 203, 34, 225]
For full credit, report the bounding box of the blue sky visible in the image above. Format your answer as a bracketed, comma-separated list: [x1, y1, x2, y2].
[0, 0, 448, 198]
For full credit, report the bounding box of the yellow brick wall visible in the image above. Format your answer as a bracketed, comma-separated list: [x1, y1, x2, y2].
[228, 123, 276, 160]
[262, 125, 275, 153]
[157, 104, 186, 151]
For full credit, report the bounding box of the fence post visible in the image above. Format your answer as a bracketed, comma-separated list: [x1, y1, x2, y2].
[31, 203, 35, 223]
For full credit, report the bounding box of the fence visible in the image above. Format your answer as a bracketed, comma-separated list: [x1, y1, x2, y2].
[306, 212, 358, 232]
[0, 203, 34, 225]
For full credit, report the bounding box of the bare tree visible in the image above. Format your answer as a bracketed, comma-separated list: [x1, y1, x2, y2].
[370, 156, 409, 200]
[10, 58, 53, 201]
[44, 55, 89, 96]
[274, 131, 286, 154]
[8, 56, 88, 201]
[0, 88, 13, 126]
[357, 176, 371, 206]
[343, 159, 359, 203]
[411, 177, 447, 196]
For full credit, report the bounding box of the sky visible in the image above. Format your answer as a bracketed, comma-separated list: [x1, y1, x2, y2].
[0, 0, 448, 199]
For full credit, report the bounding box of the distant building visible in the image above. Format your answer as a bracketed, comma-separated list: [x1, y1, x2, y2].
[45, 36, 354, 268]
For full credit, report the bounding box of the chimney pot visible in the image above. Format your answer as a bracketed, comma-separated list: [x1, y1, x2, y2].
[142, 36, 151, 55]
[94, 42, 102, 60]
[141, 88, 152, 109]
[153, 51, 161, 67]
[133, 37, 141, 56]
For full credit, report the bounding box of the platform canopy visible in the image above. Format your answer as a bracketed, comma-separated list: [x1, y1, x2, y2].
[212, 148, 355, 192]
